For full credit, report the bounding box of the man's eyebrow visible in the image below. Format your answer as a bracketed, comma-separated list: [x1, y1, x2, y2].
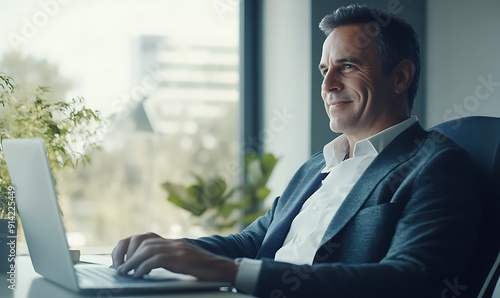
[318, 63, 327, 71]
[318, 57, 362, 71]
[335, 57, 362, 64]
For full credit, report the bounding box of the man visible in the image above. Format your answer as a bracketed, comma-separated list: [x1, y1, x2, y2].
[111, 5, 481, 297]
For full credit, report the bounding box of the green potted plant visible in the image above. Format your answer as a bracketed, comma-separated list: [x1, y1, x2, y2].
[0, 73, 103, 271]
[161, 151, 278, 232]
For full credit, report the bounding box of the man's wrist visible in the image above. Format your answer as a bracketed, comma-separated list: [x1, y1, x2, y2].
[216, 257, 239, 283]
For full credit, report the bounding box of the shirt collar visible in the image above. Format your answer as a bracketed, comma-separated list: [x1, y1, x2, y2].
[322, 116, 418, 172]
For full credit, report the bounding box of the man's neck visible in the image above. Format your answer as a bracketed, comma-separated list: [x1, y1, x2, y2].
[344, 116, 413, 158]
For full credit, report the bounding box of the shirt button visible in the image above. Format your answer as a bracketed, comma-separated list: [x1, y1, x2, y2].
[312, 206, 318, 211]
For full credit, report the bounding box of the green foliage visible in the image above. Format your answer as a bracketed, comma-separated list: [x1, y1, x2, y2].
[161, 151, 278, 231]
[0, 74, 103, 218]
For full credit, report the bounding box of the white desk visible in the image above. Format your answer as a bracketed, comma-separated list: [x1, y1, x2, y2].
[0, 255, 251, 298]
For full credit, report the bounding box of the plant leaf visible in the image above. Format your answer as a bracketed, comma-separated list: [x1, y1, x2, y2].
[162, 182, 207, 216]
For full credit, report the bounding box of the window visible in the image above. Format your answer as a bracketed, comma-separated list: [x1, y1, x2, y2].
[0, 0, 240, 251]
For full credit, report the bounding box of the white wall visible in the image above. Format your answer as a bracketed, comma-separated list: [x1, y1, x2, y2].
[262, 0, 311, 203]
[426, 0, 500, 127]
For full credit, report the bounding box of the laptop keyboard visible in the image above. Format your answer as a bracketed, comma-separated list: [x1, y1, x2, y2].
[76, 266, 157, 286]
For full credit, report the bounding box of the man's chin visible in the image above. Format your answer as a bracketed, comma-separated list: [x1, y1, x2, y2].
[329, 122, 345, 134]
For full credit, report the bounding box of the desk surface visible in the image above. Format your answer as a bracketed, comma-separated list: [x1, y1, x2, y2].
[1, 255, 251, 298]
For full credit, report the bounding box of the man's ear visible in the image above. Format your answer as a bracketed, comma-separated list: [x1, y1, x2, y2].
[393, 59, 415, 95]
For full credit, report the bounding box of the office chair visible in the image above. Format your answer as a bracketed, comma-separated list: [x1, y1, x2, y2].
[431, 116, 500, 297]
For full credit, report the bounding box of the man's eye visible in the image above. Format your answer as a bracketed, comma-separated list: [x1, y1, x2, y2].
[321, 69, 328, 76]
[342, 64, 354, 71]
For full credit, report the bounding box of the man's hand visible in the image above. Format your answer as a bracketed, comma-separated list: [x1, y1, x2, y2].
[110, 233, 237, 283]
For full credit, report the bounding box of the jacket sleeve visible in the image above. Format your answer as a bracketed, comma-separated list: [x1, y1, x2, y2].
[253, 148, 482, 298]
[184, 196, 279, 259]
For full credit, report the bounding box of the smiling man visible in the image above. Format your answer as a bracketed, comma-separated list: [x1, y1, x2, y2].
[319, 23, 414, 150]
[112, 5, 481, 297]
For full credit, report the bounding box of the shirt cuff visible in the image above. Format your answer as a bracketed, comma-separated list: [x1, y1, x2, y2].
[234, 258, 262, 294]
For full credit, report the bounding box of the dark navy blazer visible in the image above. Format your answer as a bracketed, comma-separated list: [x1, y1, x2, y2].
[188, 123, 482, 298]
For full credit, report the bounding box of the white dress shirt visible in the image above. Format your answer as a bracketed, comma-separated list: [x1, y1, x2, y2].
[234, 116, 418, 293]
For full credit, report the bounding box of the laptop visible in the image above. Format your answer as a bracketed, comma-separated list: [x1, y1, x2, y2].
[2, 138, 229, 295]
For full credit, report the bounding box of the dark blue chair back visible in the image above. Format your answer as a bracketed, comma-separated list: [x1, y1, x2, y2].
[431, 116, 500, 297]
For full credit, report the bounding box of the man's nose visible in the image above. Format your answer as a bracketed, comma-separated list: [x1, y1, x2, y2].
[321, 71, 343, 93]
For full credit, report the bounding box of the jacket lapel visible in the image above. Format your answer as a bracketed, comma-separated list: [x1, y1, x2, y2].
[320, 123, 428, 246]
[257, 156, 327, 259]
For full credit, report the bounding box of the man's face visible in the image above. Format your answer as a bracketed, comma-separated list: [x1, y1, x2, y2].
[319, 24, 404, 140]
